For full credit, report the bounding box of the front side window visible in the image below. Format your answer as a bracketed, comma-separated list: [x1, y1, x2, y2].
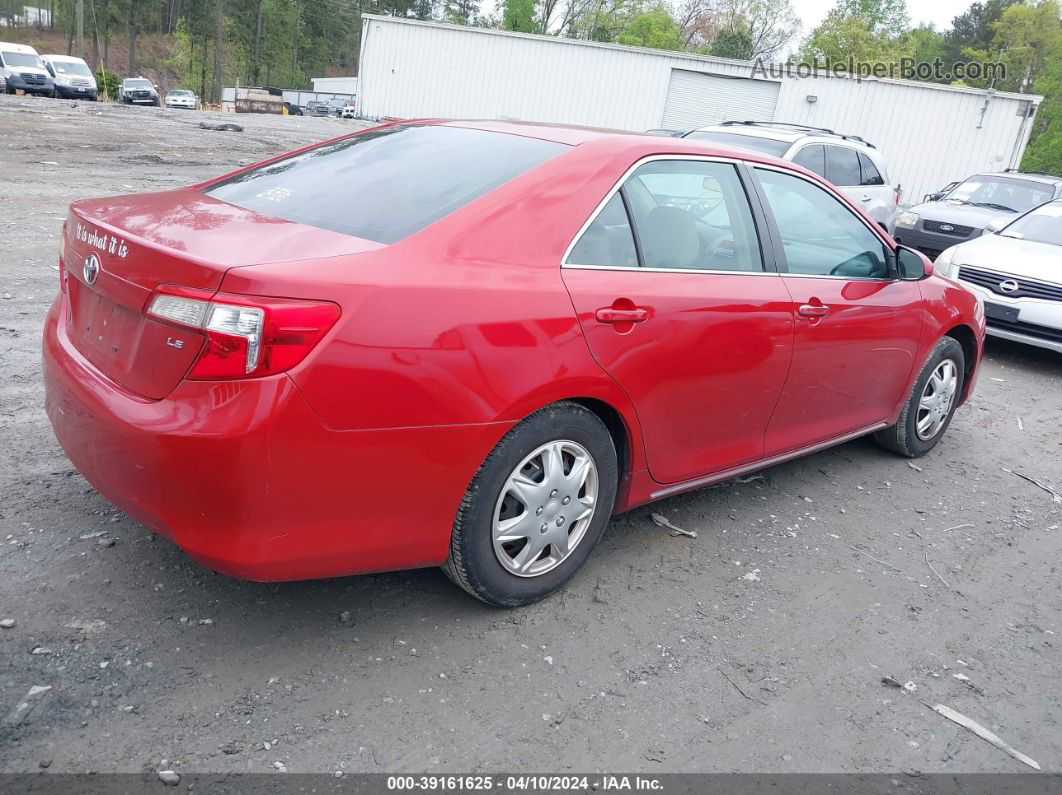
[756, 168, 889, 279]
[205, 125, 567, 244]
[825, 146, 861, 187]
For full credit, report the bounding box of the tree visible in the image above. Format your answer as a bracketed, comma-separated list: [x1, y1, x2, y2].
[831, 0, 909, 35]
[802, 9, 913, 65]
[445, 0, 477, 25]
[501, 0, 537, 32]
[709, 25, 754, 58]
[941, 0, 1016, 66]
[617, 6, 683, 50]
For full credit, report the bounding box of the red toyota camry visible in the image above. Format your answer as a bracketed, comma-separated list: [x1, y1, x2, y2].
[44, 120, 984, 606]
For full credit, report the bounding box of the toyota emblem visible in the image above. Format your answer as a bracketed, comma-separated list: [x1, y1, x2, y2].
[83, 254, 100, 285]
[999, 279, 1020, 293]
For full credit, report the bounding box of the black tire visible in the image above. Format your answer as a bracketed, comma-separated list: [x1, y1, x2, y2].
[874, 337, 965, 457]
[443, 402, 618, 607]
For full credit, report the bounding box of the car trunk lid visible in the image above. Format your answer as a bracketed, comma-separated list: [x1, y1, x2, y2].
[62, 189, 380, 399]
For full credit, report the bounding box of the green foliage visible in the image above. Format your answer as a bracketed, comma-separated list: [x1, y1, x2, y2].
[618, 6, 683, 50]
[709, 26, 755, 59]
[831, 0, 910, 35]
[95, 66, 122, 99]
[502, 0, 538, 32]
[801, 10, 914, 65]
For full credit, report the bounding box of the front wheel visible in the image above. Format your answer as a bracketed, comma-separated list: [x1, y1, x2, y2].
[443, 402, 618, 607]
[874, 337, 965, 457]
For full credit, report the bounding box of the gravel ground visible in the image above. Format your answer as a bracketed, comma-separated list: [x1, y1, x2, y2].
[1, 95, 1060, 777]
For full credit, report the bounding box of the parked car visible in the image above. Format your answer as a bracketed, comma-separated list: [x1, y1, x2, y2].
[894, 171, 1062, 259]
[0, 42, 54, 96]
[118, 77, 160, 106]
[41, 54, 97, 100]
[283, 101, 303, 116]
[935, 199, 1062, 354]
[304, 100, 330, 117]
[324, 98, 347, 117]
[43, 121, 983, 606]
[340, 101, 357, 119]
[684, 121, 900, 234]
[164, 88, 197, 110]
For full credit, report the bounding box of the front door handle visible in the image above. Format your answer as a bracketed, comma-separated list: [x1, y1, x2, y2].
[860, 195, 872, 202]
[595, 307, 649, 324]
[798, 303, 831, 318]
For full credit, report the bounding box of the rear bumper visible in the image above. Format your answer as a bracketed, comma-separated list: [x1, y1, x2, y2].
[43, 297, 511, 581]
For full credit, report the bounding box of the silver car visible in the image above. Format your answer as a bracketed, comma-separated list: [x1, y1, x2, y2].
[935, 199, 1062, 354]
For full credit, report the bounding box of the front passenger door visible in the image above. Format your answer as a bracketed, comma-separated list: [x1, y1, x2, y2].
[753, 166, 923, 456]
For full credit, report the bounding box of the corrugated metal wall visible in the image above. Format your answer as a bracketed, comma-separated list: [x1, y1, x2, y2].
[357, 16, 1040, 203]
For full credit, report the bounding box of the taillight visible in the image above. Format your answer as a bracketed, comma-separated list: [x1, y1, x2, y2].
[146, 286, 339, 379]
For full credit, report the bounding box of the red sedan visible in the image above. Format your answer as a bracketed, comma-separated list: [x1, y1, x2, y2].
[43, 121, 984, 606]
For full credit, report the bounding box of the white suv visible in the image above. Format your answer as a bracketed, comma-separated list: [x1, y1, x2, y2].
[684, 121, 899, 234]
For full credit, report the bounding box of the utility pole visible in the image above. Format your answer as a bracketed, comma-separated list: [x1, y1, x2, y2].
[292, 1, 300, 87]
[213, 0, 223, 105]
[75, 0, 84, 58]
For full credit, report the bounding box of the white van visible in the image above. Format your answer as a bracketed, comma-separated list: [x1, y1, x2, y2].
[41, 53, 97, 100]
[0, 42, 54, 97]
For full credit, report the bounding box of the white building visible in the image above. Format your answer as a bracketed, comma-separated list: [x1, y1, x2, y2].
[355, 15, 1041, 203]
[312, 76, 358, 96]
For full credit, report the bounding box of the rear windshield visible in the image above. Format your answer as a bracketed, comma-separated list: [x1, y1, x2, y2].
[204, 125, 569, 244]
[684, 131, 791, 157]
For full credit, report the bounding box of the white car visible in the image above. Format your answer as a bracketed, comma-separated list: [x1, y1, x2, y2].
[165, 89, 198, 110]
[935, 199, 1062, 354]
[340, 101, 357, 118]
[683, 121, 900, 234]
[0, 41, 54, 96]
[41, 53, 97, 100]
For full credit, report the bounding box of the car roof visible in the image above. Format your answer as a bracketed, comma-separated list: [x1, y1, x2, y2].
[41, 53, 86, 62]
[0, 42, 39, 54]
[405, 119, 809, 174]
[691, 122, 878, 151]
[975, 171, 1062, 186]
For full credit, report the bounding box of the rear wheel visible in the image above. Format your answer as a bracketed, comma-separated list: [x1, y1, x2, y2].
[443, 402, 618, 607]
[874, 337, 964, 457]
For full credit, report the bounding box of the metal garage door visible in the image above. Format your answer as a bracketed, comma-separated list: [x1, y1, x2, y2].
[661, 69, 780, 131]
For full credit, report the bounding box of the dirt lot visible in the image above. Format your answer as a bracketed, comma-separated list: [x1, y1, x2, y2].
[1, 95, 1061, 777]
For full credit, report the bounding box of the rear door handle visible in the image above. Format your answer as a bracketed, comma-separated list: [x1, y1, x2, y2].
[798, 303, 831, 318]
[595, 307, 649, 324]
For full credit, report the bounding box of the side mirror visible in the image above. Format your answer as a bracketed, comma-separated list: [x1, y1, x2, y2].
[985, 216, 1010, 234]
[896, 246, 931, 280]
[926, 192, 944, 202]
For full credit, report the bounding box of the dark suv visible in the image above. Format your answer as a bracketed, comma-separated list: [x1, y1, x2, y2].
[118, 77, 160, 106]
[894, 171, 1062, 259]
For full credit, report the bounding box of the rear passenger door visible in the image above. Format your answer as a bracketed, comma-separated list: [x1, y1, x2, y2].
[562, 157, 794, 485]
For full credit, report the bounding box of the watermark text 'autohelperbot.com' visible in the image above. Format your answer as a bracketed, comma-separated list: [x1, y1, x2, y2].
[753, 58, 1006, 83]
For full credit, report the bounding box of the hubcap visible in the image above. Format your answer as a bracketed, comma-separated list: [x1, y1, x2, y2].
[492, 440, 599, 578]
[916, 359, 958, 441]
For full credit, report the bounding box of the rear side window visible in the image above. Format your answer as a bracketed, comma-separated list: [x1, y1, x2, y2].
[858, 153, 884, 186]
[204, 125, 568, 244]
[568, 194, 638, 267]
[791, 145, 826, 178]
[825, 146, 861, 186]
